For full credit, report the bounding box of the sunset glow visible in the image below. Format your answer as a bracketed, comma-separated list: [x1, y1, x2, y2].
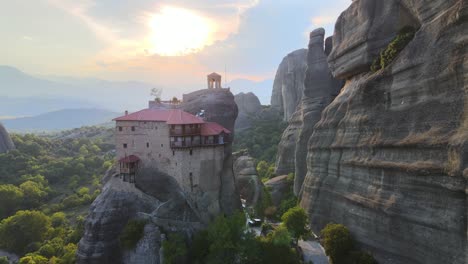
[149, 7, 214, 56]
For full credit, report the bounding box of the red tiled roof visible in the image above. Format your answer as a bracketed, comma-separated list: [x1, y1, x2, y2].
[113, 109, 203, 124]
[167, 110, 204, 125]
[201, 122, 231, 136]
[119, 155, 140, 163]
[113, 109, 171, 122]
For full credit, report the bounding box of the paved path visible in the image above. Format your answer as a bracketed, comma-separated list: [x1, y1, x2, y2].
[298, 240, 329, 264]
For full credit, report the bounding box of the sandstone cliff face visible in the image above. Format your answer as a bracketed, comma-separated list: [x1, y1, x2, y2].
[271, 49, 308, 121]
[233, 155, 263, 206]
[181, 88, 241, 216]
[0, 123, 14, 153]
[293, 29, 344, 194]
[234, 92, 262, 132]
[275, 29, 343, 179]
[300, 1, 468, 264]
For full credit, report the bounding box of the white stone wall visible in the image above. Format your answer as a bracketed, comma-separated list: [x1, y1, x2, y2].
[115, 120, 225, 214]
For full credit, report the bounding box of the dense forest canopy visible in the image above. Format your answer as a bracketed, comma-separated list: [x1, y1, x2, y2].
[0, 128, 114, 263]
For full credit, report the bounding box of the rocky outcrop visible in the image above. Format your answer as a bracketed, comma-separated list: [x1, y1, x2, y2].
[300, 1, 468, 264]
[275, 107, 302, 175]
[78, 88, 241, 263]
[234, 155, 263, 206]
[0, 123, 14, 153]
[275, 29, 343, 179]
[234, 92, 262, 132]
[181, 88, 241, 216]
[264, 175, 290, 207]
[271, 49, 308, 121]
[293, 29, 344, 194]
[77, 171, 161, 264]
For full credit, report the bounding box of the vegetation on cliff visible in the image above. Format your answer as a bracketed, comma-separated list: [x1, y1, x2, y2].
[371, 26, 417, 72]
[0, 130, 112, 263]
[233, 112, 287, 163]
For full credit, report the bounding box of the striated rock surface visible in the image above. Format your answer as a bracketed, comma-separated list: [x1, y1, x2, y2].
[271, 49, 308, 121]
[276, 29, 343, 179]
[300, 1, 468, 264]
[77, 172, 160, 264]
[275, 106, 302, 175]
[182, 88, 241, 216]
[264, 175, 290, 207]
[293, 29, 344, 194]
[234, 155, 263, 206]
[328, 0, 420, 79]
[234, 92, 262, 132]
[0, 123, 14, 153]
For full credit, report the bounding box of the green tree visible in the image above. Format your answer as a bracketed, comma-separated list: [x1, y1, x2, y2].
[320, 223, 354, 264]
[119, 219, 146, 249]
[19, 181, 48, 208]
[205, 212, 246, 264]
[0, 184, 24, 218]
[268, 225, 292, 246]
[281, 207, 310, 243]
[0, 256, 9, 264]
[162, 233, 187, 264]
[19, 254, 48, 264]
[50, 212, 68, 228]
[59, 243, 77, 264]
[0, 210, 51, 253]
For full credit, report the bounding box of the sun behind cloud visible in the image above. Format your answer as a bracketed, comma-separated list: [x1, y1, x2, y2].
[149, 6, 215, 56]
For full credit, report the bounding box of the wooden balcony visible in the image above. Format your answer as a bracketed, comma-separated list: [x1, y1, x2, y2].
[170, 127, 201, 136]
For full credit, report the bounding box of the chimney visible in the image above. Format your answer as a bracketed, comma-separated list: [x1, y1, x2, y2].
[125, 110, 128, 116]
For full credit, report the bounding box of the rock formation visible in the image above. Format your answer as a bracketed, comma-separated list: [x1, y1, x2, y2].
[234, 92, 262, 132]
[293, 29, 344, 194]
[233, 155, 263, 206]
[275, 29, 343, 179]
[78, 88, 241, 263]
[0, 123, 14, 153]
[264, 175, 290, 208]
[300, 1, 468, 264]
[275, 107, 302, 175]
[270, 49, 308, 121]
[181, 88, 241, 216]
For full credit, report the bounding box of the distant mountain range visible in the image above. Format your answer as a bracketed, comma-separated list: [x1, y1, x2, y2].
[227, 78, 273, 105]
[0, 66, 274, 132]
[0, 66, 155, 116]
[2, 109, 119, 132]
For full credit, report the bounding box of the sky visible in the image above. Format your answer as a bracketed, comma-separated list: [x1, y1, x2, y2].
[0, 0, 350, 97]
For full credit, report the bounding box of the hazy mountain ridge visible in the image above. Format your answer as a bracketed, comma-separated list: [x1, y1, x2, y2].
[2, 108, 119, 132]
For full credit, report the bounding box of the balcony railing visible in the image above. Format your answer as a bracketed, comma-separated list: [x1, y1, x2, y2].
[170, 128, 201, 136]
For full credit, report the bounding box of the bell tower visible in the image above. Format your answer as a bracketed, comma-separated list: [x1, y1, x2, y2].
[207, 72, 222, 89]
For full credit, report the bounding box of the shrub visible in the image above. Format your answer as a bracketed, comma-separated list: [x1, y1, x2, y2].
[320, 224, 354, 264]
[0, 256, 9, 264]
[162, 233, 187, 264]
[281, 207, 310, 243]
[0, 210, 51, 254]
[0, 184, 24, 218]
[371, 26, 416, 72]
[119, 219, 146, 249]
[19, 254, 48, 264]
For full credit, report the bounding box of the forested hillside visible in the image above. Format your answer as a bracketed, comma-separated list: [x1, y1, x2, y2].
[0, 129, 114, 263]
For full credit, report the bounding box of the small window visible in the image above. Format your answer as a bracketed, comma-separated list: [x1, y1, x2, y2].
[173, 151, 175, 156]
[190, 149, 193, 155]
[171, 125, 175, 129]
[161, 144, 163, 147]
[131, 126, 135, 131]
[123, 143, 127, 149]
[159, 154, 161, 158]
[118, 126, 122, 131]
[146, 143, 149, 148]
